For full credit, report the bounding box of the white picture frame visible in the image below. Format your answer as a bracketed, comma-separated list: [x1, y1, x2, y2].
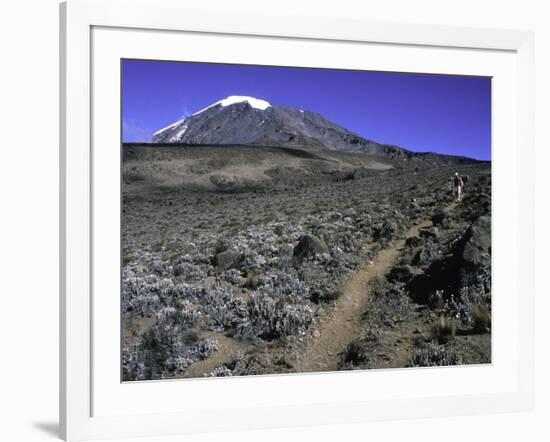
[60, 0, 534, 440]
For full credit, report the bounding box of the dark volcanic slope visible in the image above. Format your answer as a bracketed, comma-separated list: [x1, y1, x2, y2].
[152, 96, 409, 157]
[152, 96, 483, 165]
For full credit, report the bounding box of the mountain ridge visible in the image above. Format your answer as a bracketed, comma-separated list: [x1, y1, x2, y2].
[151, 96, 482, 163]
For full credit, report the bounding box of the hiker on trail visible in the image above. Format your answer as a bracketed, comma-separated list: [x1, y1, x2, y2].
[451, 172, 464, 202]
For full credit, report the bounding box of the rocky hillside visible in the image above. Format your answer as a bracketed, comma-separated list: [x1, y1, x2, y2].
[121, 154, 491, 380]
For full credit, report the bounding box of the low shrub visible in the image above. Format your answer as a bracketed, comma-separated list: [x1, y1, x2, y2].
[408, 343, 462, 367]
[469, 302, 491, 334]
[237, 291, 313, 340]
[214, 238, 231, 254]
[431, 316, 456, 344]
[207, 366, 233, 377]
[151, 239, 164, 252]
[121, 306, 217, 380]
[122, 255, 135, 266]
[342, 341, 370, 366]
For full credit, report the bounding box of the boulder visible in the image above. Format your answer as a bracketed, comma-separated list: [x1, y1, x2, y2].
[209, 174, 238, 191]
[214, 249, 241, 271]
[405, 236, 422, 249]
[455, 215, 491, 287]
[387, 265, 415, 283]
[293, 234, 329, 260]
[411, 247, 430, 266]
[431, 211, 446, 226]
[420, 226, 440, 239]
[462, 216, 491, 267]
[375, 220, 398, 240]
[327, 211, 342, 221]
[343, 208, 357, 218]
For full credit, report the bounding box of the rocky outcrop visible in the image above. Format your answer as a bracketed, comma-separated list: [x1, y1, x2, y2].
[214, 249, 242, 271]
[459, 215, 491, 286]
[293, 234, 329, 260]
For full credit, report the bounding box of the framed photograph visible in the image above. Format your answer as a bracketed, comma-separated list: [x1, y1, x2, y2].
[60, 0, 534, 440]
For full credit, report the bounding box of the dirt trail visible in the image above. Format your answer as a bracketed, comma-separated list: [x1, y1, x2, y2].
[295, 202, 458, 373]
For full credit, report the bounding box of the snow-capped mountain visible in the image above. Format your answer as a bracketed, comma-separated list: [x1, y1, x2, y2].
[152, 95, 407, 156]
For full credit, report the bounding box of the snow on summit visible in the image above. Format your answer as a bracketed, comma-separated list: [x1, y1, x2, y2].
[192, 96, 271, 116]
[153, 97, 270, 136]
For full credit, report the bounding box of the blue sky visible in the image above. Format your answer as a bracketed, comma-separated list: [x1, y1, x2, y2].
[122, 59, 491, 160]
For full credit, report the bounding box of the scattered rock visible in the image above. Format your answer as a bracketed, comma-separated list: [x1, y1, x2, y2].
[387, 265, 415, 283]
[293, 234, 329, 260]
[405, 236, 422, 248]
[431, 211, 446, 226]
[381, 221, 398, 238]
[420, 226, 440, 239]
[214, 249, 241, 271]
[462, 216, 491, 266]
[459, 215, 491, 286]
[411, 247, 430, 266]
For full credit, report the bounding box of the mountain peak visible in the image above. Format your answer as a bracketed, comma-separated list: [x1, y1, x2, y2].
[193, 96, 271, 116]
[151, 98, 409, 157]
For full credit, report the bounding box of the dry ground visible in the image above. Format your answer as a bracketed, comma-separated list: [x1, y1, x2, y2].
[121, 144, 491, 381]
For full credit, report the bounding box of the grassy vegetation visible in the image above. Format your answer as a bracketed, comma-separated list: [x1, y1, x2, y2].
[121, 144, 491, 380]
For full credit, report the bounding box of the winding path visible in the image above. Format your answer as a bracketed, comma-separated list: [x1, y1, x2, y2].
[295, 202, 458, 373]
